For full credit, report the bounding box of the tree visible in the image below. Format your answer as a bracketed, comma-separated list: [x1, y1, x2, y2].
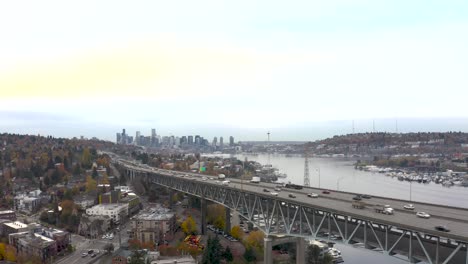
[104, 243, 114, 254]
[230, 225, 244, 240]
[128, 250, 145, 264]
[244, 230, 264, 251]
[81, 148, 92, 169]
[202, 236, 223, 264]
[91, 167, 99, 179]
[323, 252, 334, 264]
[306, 244, 321, 264]
[222, 246, 233, 262]
[85, 175, 97, 193]
[181, 215, 197, 235]
[243, 247, 256, 263]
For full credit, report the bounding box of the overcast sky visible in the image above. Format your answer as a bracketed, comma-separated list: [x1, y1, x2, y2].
[1, 1, 468, 141]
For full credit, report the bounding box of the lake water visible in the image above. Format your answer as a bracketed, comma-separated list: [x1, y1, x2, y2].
[205, 153, 468, 264]
[234, 153, 468, 209]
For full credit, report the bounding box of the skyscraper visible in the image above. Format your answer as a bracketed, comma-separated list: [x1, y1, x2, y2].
[116, 133, 121, 144]
[151, 129, 157, 146]
[188, 136, 194, 145]
[136, 131, 141, 145]
[220, 137, 224, 148]
[212, 137, 218, 147]
[229, 136, 234, 146]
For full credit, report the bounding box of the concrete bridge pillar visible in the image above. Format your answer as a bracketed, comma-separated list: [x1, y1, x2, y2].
[264, 237, 273, 264]
[168, 189, 175, 209]
[225, 207, 231, 235]
[201, 198, 207, 235]
[296, 237, 305, 264]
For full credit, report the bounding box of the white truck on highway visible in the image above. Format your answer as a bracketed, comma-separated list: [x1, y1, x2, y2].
[250, 176, 260, 183]
[374, 204, 394, 215]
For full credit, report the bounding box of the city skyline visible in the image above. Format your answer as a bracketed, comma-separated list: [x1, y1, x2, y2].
[1, 1, 468, 141]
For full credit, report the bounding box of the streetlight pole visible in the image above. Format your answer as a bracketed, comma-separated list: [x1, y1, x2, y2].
[316, 168, 321, 189]
[410, 181, 412, 202]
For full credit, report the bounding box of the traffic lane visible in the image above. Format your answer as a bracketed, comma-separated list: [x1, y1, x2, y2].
[228, 178, 468, 222]
[228, 181, 468, 240]
[128, 166, 468, 236]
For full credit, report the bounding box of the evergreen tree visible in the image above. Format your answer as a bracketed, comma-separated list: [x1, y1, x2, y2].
[222, 246, 233, 262]
[243, 247, 256, 263]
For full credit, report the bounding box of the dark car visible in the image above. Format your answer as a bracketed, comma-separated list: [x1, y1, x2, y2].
[322, 190, 331, 194]
[435, 225, 450, 232]
[361, 194, 372, 199]
[288, 194, 296, 198]
[263, 189, 269, 192]
[352, 195, 362, 201]
[91, 253, 97, 258]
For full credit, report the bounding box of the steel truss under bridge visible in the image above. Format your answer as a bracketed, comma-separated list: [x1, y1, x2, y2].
[137, 170, 468, 264]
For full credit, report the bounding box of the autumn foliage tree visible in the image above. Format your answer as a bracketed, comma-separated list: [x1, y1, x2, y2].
[181, 215, 197, 235]
[85, 175, 97, 193]
[230, 225, 244, 240]
[244, 230, 264, 251]
[207, 204, 225, 230]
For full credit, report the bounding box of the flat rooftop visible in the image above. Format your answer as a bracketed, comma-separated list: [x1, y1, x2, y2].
[132, 207, 174, 221]
[4, 221, 28, 229]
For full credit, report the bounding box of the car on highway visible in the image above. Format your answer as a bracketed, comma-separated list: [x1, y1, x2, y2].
[274, 187, 282, 191]
[403, 204, 415, 210]
[416, 212, 431, 219]
[91, 253, 97, 258]
[81, 253, 88, 257]
[435, 225, 450, 232]
[352, 195, 362, 201]
[270, 192, 279, 196]
[263, 189, 269, 192]
[288, 194, 296, 198]
[361, 194, 372, 199]
[307, 193, 319, 198]
[322, 190, 331, 194]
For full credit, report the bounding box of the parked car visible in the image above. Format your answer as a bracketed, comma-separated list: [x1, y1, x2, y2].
[322, 190, 331, 194]
[435, 225, 450, 232]
[416, 212, 431, 219]
[403, 204, 415, 210]
[288, 194, 296, 198]
[307, 193, 319, 198]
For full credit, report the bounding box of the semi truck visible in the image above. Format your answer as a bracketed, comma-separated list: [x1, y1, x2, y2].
[250, 176, 260, 183]
[374, 204, 394, 215]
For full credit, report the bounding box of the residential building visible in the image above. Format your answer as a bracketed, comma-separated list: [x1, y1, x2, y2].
[14, 189, 43, 214]
[86, 203, 128, 224]
[3, 221, 29, 237]
[129, 206, 176, 245]
[0, 210, 16, 221]
[9, 231, 57, 262]
[40, 227, 71, 253]
[78, 214, 111, 238]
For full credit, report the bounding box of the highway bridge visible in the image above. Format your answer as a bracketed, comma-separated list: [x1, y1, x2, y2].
[116, 158, 468, 264]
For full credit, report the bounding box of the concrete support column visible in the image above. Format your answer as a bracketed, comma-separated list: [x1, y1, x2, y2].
[264, 237, 273, 264]
[225, 207, 231, 234]
[296, 237, 305, 264]
[168, 189, 174, 209]
[201, 198, 207, 235]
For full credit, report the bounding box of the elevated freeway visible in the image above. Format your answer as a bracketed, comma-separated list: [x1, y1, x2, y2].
[116, 158, 468, 264]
